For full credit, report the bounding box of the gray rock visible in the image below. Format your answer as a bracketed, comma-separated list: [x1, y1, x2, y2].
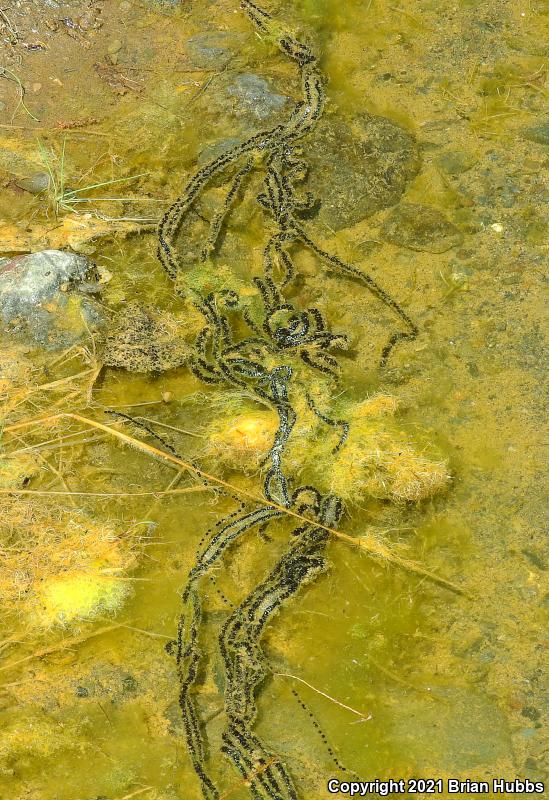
[223, 73, 289, 121]
[187, 31, 247, 69]
[15, 171, 51, 194]
[305, 114, 420, 230]
[520, 120, 549, 146]
[381, 202, 463, 253]
[0, 250, 105, 349]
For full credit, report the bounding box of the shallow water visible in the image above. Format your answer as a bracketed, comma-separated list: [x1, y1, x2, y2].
[0, 1, 547, 799]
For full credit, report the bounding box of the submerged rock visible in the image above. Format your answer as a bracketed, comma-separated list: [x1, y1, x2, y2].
[15, 171, 51, 194]
[0, 249, 105, 348]
[389, 686, 513, 770]
[103, 304, 190, 372]
[221, 73, 289, 122]
[306, 114, 420, 230]
[187, 31, 247, 69]
[0, 143, 42, 182]
[381, 202, 463, 253]
[436, 149, 477, 175]
[198, 136, 242, 166]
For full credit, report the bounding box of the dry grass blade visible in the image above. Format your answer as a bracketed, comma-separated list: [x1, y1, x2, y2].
[0, 65, 39, 121]
[114, 789, 154, 800]
[3, 412, 467, 595]
[0, 487, 211, 498]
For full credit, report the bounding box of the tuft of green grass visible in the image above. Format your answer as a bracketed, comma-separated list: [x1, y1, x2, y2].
[37, 138, 153, 219]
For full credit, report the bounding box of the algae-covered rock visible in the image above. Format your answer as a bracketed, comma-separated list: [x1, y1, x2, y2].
[389, 686, 513, 770]
[306, 114, 420, 230]
[436, 149, 477, 175]
[381, 203, 463, 253]
[0, 140, 42, 180]
[198, 137, 243, 166]
[103, 304, 192, 373]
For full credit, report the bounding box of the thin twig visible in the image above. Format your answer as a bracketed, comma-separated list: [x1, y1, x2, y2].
[136, 416, 203, 438]
[5, 433, 109, 456]
[0, 9, 18, 43]
[114, 788, 154, 800]
[5, 369, 94, 402]
[219, 757, 279, 800]
[0, 486, 211, 498]
[100, 620, 172, 640]
[275, 672, 371, 721]
[3, 412, 467, 595]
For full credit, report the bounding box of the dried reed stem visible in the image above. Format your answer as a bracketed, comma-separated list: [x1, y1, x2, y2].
[3, 412, 466, 595]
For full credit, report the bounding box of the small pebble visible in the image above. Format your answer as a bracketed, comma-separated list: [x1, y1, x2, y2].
[16, 171, 50, 194]
[78, 12, 100, 30]
[108, 39, 123, 54]
[96, 266, 113, 284]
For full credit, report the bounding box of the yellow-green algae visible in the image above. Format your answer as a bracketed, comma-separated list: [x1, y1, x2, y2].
[0, 0, 547, 798]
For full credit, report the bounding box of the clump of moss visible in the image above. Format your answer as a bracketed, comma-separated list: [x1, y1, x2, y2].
[0, 498, 137, 629]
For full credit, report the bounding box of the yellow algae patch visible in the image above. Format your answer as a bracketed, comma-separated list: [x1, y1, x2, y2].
[290, 394, 450, 505]
[207, 411, 279, 472]
[330, 397, 450, 504]
[0, 343, 44, 421]
[354, 394, 401, 418]
[0, 453, 38, 489]
[0, 496, 137, 630]
[384, 449, 449, 502]
[34, 570, 128, 628]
